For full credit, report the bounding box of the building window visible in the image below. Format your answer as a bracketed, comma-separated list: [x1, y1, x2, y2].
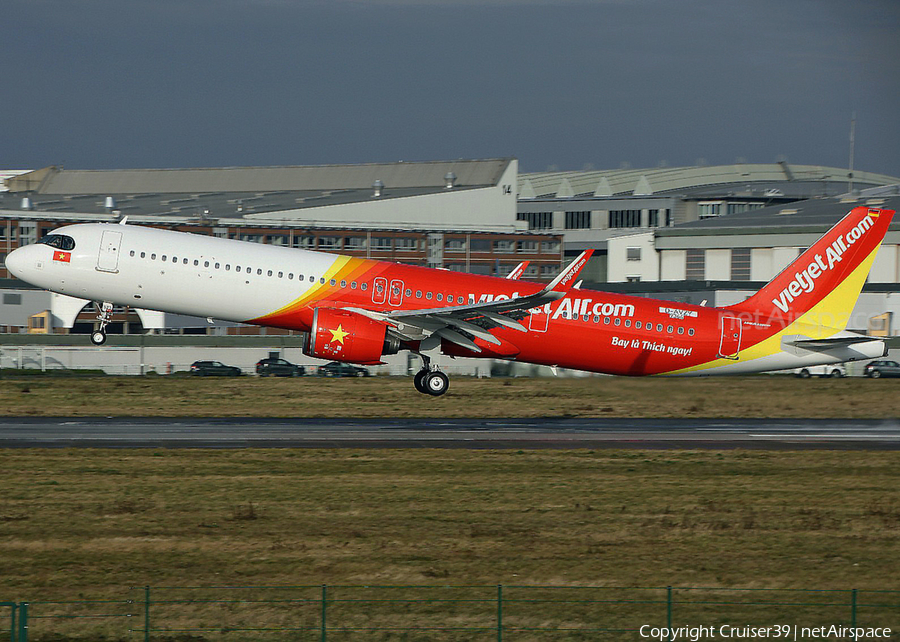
[565, 211, 591, 229]
[686, 249, 705, 280]
[731, 247, 751, 281]
[318, 236, 342, 250]
[626, 276, 641, 283]
[540, 265, 559, 278]
[470, 239, 491, 252]
[698, 202, 723, 218]
[345, 237, 367, 250]
[269, 235, 289, 246]
[395, 238, 417, 252]
[609, 210, 642, 228]
[494, 240, 515, 253]
[665, 209, 673, 227]
[517, 212, 553, 230]
[292, 236, 315, 249]
[371, 237, 392, 251]
[648, 209, 659, 227]
[3, 293, 22, 305]
[445, 238, 466, 252]
[518, 240, 538, 253]
[626, 247, 641, 261]
[541, 240, 560, 254]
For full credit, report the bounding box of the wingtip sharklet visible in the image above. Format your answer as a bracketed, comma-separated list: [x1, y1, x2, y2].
[547, 250, 594, 293]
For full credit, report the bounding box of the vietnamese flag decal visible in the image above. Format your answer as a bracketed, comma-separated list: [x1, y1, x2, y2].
[53, 250, 71, 263]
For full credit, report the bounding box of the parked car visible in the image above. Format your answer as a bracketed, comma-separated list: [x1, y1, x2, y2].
[256, 357, 305, 377]
[190, 360, 242, 376]
[864, 360, 900, 378]
[794, 364, 845, 378]
[317, 361, 370, 378]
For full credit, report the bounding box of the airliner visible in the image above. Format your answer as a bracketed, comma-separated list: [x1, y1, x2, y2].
[4, 206, 893, 395]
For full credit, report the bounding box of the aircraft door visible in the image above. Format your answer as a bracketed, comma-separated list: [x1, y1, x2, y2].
[528, 303, 550, 332]
[718, 316, 742, 360]
[389, 279, 404, 306]
[372, 277, 387, 305]
[96, 230, 123, 273]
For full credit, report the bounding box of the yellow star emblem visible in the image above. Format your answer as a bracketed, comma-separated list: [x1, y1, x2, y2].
[329, 324, 349, 345]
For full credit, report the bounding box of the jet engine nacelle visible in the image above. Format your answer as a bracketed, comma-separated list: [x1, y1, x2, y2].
[303, 307, 400, 365]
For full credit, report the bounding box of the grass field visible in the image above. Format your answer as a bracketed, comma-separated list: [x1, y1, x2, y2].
[0, 375, 897, 639]
[0, 448, 898, 639]
[0, 373, 898, 417]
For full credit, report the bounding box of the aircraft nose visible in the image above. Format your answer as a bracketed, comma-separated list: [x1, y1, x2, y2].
[4, 246, 28, 279]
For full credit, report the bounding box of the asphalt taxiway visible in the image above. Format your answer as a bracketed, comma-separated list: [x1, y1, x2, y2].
[0, 417, 898, 449]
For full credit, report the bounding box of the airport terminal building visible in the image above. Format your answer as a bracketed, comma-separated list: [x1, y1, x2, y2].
[1, 158, 899, 344]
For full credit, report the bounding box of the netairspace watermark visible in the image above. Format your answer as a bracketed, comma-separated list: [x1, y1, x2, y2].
[640, 624, 893, 641]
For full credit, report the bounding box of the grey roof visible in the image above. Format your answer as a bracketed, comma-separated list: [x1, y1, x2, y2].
[519, 163, 900, 199]
[659, 190, 900, 237]
[8, 159, 513, 195]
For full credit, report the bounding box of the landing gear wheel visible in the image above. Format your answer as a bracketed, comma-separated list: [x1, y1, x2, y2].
[414, 370, 429, 394]
[424, 371, 449, 397]
[90, 331, 107, 346]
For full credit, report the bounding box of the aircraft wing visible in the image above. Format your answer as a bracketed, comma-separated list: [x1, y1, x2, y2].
[345, 251, 593, 352]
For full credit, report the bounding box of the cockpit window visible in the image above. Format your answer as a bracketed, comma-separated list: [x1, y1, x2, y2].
[38, 234, 76, 251]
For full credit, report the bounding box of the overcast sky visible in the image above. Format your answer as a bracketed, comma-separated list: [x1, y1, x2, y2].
[2, 0, 898, 176]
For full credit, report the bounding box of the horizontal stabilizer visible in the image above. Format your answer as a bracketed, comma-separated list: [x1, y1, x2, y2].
[788, 336, 882, 351]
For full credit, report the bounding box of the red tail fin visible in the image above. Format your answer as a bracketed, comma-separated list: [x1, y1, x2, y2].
[731, 206, 893, 326]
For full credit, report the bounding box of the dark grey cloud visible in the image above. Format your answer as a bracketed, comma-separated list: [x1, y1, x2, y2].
[1, 0, 898, 175]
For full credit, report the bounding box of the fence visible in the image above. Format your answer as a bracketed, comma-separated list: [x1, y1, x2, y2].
[4, 585, 899, 641]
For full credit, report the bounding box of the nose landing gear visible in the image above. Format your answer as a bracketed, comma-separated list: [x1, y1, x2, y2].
[90, 301, 114, 345]
[412, 353, 449, 396]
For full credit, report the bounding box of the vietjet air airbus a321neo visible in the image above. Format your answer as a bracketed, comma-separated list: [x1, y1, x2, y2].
[4, 206, 894, 396]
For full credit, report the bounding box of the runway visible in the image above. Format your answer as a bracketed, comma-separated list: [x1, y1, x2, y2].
[0, 417, 899, 449]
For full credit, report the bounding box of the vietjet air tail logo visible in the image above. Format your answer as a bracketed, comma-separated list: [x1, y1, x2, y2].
[771, 212, 877, 314]
[53, 251, 71, 263]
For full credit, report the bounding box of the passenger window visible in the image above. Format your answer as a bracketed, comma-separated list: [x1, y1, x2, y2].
[278, 272, 283, 278]
[688, 328, 695, 336]
[162, 255, 167, 261]
[667, 325, 673, 333]
[258, 269, 263, 275]
[172, 256, 177, 263]
[151, 254, 157, 260]
[288, 273, 293, 279]
[361, 283, 367, 291]
[416, 290, 422, 298]
[194, 260, 199, 266]
[656, 324, 663, 332]
[593, 315, 600, 323]
[437, 293, 443, 301]
[677, 327, 684, 335]
[141, 252, 146, 258]
[405, 289, 411, 297]
[625, 320, 632, 328]
[129, 250, 135, 257]
[614, 318, 621, 326]
[215, 263, 220, 269]
[205, 261, 210, 268]
[342, 280, 347, 288]
[603, 317, 610, 325]
[267, 270, 273, 277]
[636, 321, 642, 329]
[320, 278, 325, 284]
[351, 282, 357, 289]
[183, 258, 188, 264]
[426, 292, 433, 300]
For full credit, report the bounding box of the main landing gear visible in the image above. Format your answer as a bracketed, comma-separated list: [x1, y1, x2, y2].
[413, 353, 449, 397]
[90, 301, 114, 345]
